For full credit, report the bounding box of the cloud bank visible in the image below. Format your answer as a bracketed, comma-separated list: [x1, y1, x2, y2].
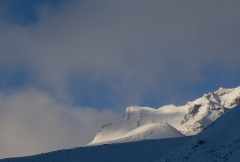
[1, 1, 240, 107]
[0, 88, 119, 158]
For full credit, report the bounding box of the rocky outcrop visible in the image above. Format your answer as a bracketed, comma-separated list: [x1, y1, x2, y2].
[181, 104, 201, 124]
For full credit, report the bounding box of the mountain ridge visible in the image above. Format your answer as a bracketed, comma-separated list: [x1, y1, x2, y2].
[157, 104, 240, 162]
[88, 86, 240, 145]
[1, 86, 240, 162]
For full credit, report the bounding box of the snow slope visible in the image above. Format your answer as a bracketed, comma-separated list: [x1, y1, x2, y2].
[89, 123, 184, 145]
[89, 86, 240, 145]
[0, 137, 190, 162]
[156, 104, 240, 162]
[1, 104, 240, 162]
[1, 86, 240, 162]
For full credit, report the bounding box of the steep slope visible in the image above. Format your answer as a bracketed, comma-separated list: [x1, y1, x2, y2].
[89, 123, 184, 146]
[88, 105, 186, 145]
[0, 137, 190, 162]
[2, 105, 240, 162]
[1, 86, 240, 162]
[157, 104, 240, 162]
[89, 86, 240, 145]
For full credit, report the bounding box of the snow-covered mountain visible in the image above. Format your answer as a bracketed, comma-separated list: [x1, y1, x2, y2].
[0, 137, 191, 162]
[89, 122, 184, 145]
[1, 86, 240, 162]
[157, 104, 240, 162]
[89, 86, 240, 145]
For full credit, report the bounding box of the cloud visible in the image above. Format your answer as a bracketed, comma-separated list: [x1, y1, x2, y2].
[0, 1, 239, 108]
[0, 88, 119, 158]
[0, 0, 240, 157]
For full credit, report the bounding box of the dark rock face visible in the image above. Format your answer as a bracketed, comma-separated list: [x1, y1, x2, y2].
[181, 104, 201, 124]
[234, 97, 240, 105]
[231, 97, 240, 106]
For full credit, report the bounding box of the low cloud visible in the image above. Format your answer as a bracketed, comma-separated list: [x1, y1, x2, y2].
[0, 88, 119, 158]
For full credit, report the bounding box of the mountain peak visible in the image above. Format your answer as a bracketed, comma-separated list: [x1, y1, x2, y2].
[126, 105, 139, 112]
[89, 86, 240, 145]
[158, 104, 240, 162]
[214, 86, 234, 96]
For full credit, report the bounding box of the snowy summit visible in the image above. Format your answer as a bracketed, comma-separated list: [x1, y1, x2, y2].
[1, 86, 240, 162]
[88, 86, 240, 145]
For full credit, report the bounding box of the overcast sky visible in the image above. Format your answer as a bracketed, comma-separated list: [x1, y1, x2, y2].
[0, 0, 240, 159]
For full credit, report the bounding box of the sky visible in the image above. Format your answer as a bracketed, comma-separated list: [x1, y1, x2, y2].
[0, 0, 240, 159]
